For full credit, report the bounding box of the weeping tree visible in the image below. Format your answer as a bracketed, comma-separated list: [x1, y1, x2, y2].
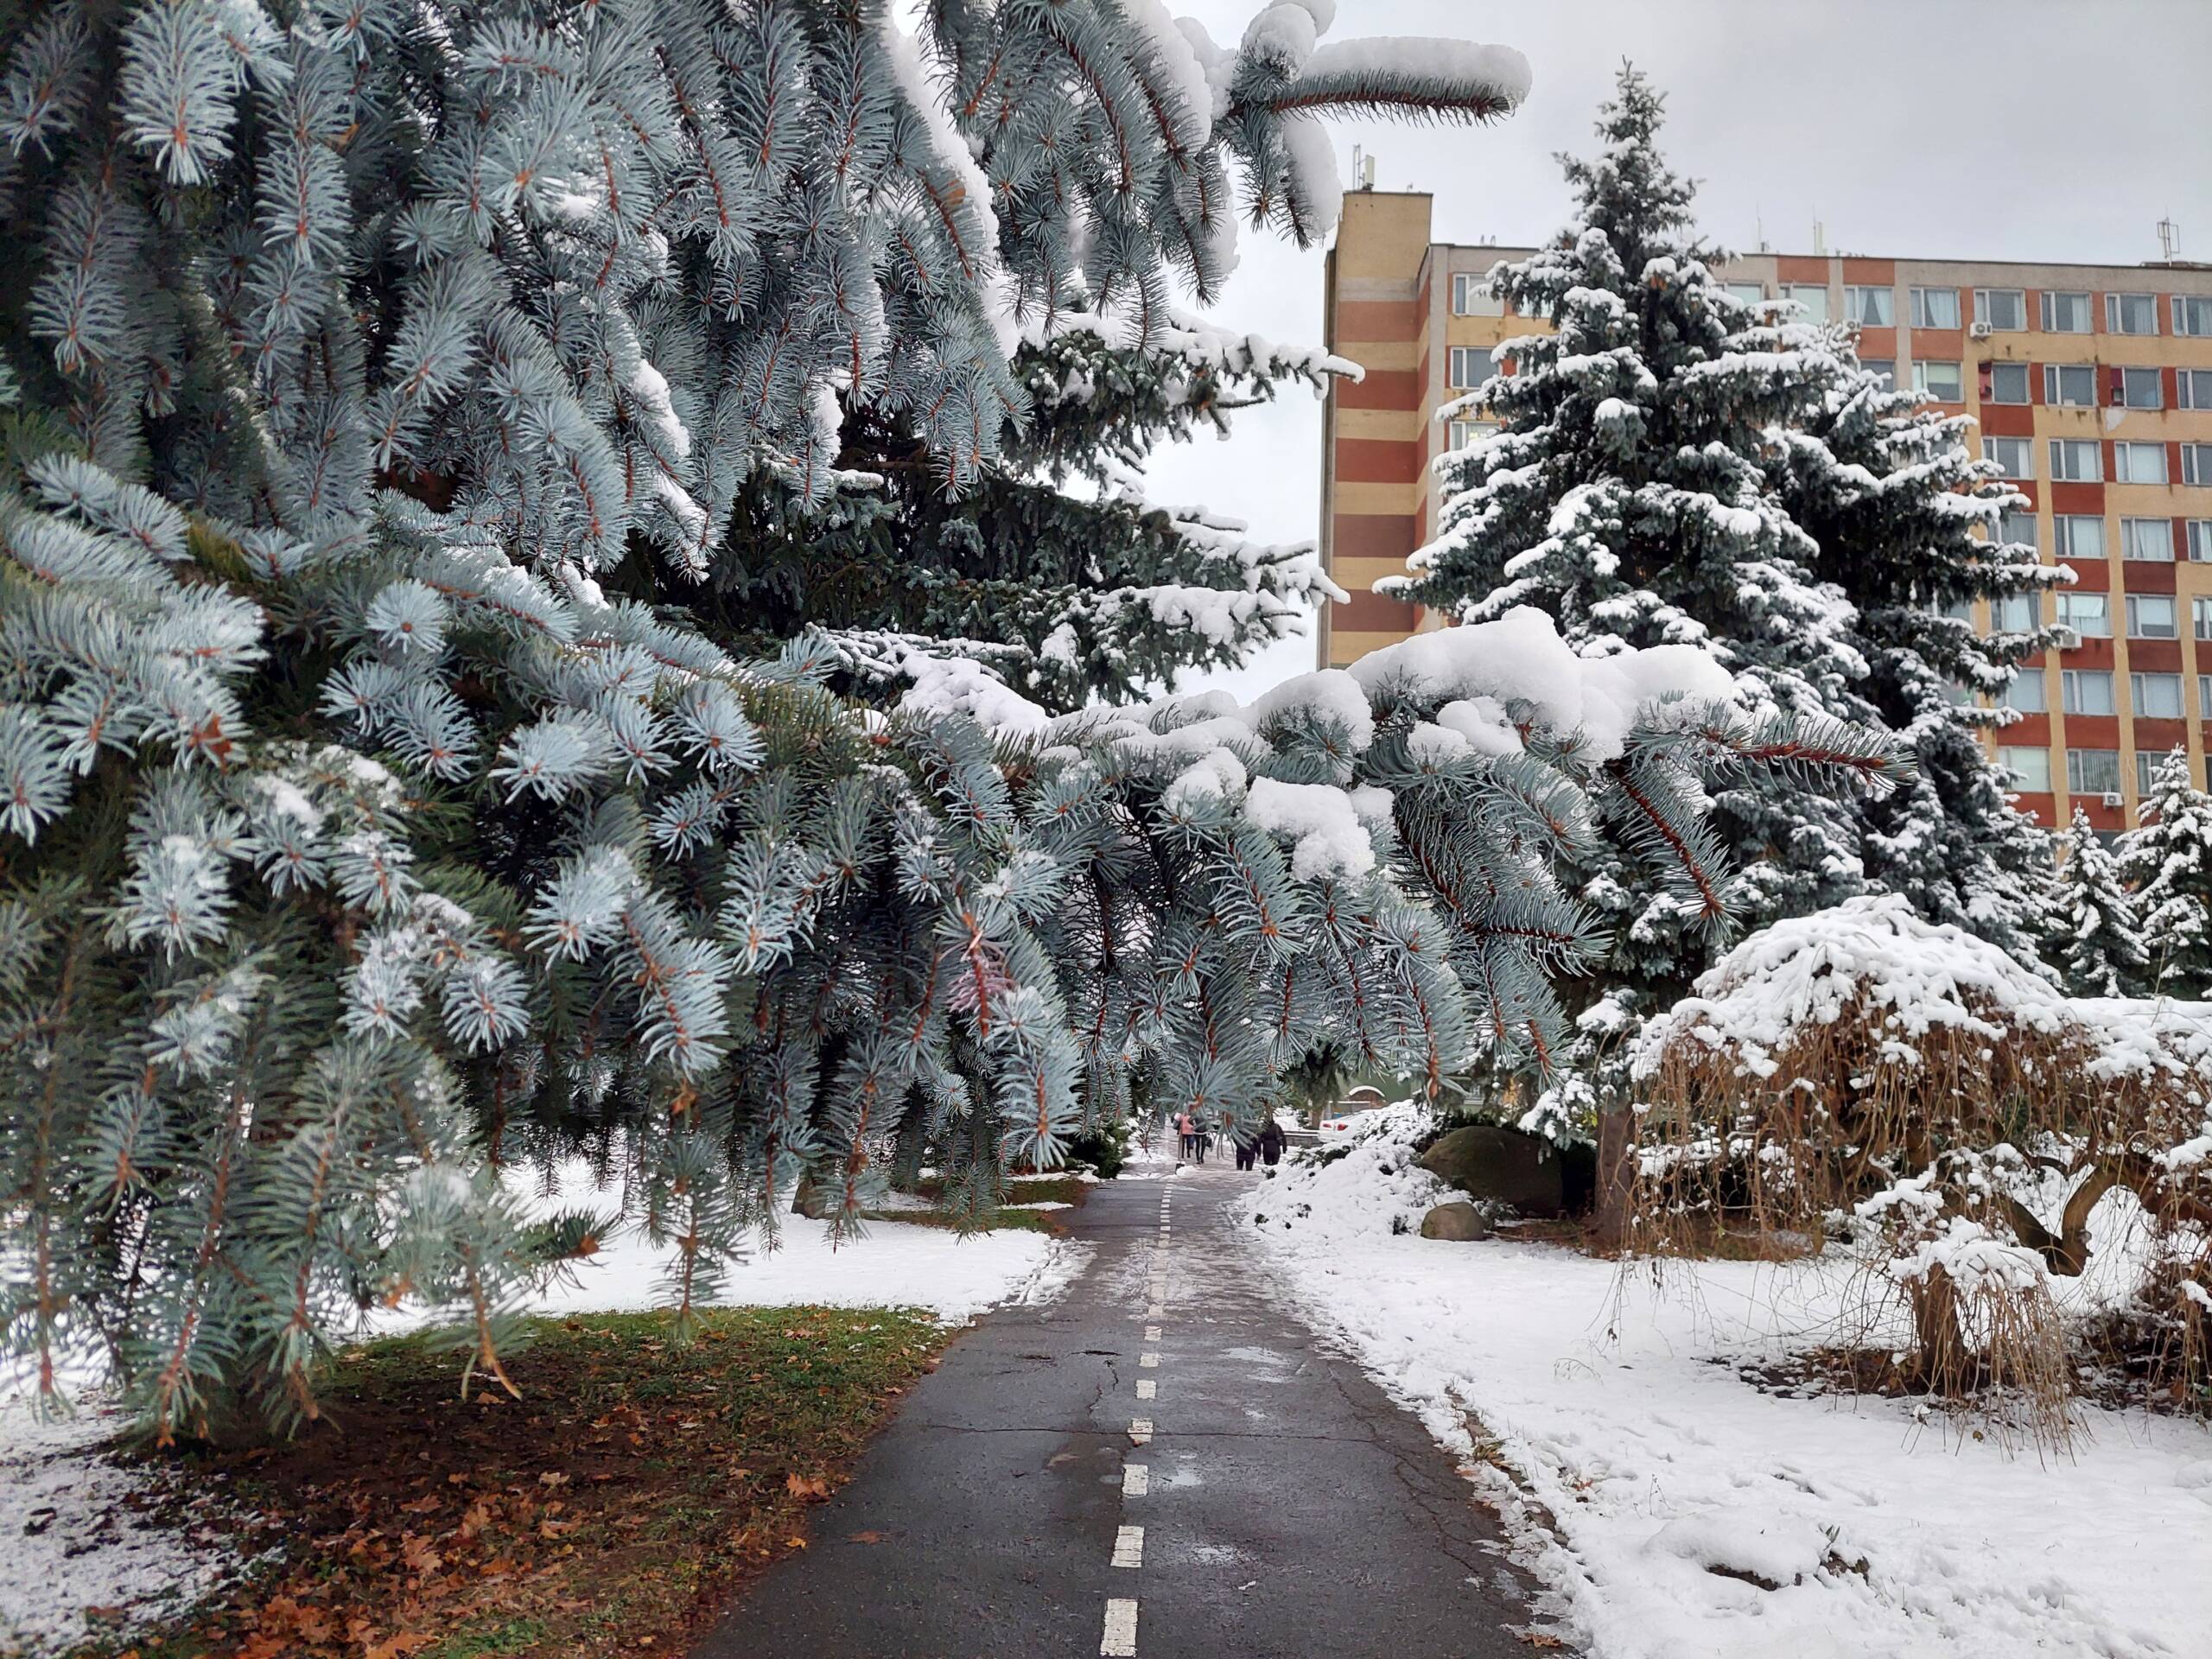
[0, 0, 1906, 1439]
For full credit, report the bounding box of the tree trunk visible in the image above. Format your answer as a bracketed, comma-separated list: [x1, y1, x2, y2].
[1593, 1103, 1636, 1251]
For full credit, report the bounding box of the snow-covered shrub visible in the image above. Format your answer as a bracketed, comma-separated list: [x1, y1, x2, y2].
[1630, 895, 2212, 1417]
[1243, 1103, 1448, 1246]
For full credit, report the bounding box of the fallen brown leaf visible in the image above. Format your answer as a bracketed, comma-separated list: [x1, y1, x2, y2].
[785, 1472, 830, 1500]
[847, 1530, 888, 1544]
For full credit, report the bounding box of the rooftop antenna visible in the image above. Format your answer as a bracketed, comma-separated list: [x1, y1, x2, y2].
[2158, 217, 2180, 261]
[1754, 206, 1769, 254]
[1812, 218, 1827, 257]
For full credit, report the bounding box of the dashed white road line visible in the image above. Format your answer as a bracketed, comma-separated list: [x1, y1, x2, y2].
[1138, 1351, 1159, 1368]
[1146, 1301, 1164, 1317]
[1136, 1378, 1156, 1400]
[1143, 1324, 1160, 1341]
[1102, 1597, 1139, 1656]
[1128, 1418, 1152, 1445]
[1122, 1463, 1149, 1497]
[1112, 1524, 1145, 1567]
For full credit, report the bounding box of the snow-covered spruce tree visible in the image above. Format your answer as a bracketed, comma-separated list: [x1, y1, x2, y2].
[1775, 343, 2062, 963]
[2053, 806, 2148, 997]
[0, 3, 1904, 1434]
[0, 0, 1539, 1433]
[1384, 67, 1881, 1146]
[701, 314, 1364, 712]
[2118, 749, 2212, 997]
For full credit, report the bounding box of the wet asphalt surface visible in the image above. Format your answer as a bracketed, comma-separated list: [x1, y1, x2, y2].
[693, 1159, 1549, 1659]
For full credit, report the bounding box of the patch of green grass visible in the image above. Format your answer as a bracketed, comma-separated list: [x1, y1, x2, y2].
[86, 1307, 950, 1659]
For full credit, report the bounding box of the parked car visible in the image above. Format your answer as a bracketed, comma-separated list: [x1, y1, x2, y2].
[1317, 1089, 1389, 1137]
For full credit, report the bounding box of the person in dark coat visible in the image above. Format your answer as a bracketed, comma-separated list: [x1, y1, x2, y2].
[1235, 1135, 1257, 1172]
[1258, 1118, 1287, 1166]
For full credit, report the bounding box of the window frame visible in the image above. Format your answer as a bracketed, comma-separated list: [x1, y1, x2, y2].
[1993, 590, 2039, 632]
[1913, 359, 1964, 401]
[2045, 363, 2096, 406]
[1783, 283, 1830, 322]
[1997, 510, 2038, 551]
[2120, 518, 2175, 562]
[2120, 366, 2164, 410]
[2126, 594, 2178, 639]
[1999, 746, 2052, 791]
[2179, 369, 2212, 410]
[2042, 290, 2093, 333]
[2183, 443, 2212, 487]
[1842, 284, 1894, 326]
[2050, 438, 2102, 483]
[2131, 670, 2184, 718]
[2176, 295, 2212, 338]
[1447, 417, 1500, 451]
[1986, 361, 2031, 404]
[1909, 286, 1961, 329]
[2106, 292, 2159, 335]
[2196, 595, 2212, 641]
[1974, 287, 2027, 331]
[2053, 515, 2106, 560]
[1447, 346, 1493, 391]
[2063, 668, 2116, 715]
[2187, 520, 2212, 563]
[1861, 358, 1896, 391]
[2066, 747, 2122, 796]
[1999, 672, 2046, 713]
[2056, 591, 2111, 638]
[1982, 435, 2033, 479]
[1450, 272, 1503, 317]
[2114, 441, 2168, 485]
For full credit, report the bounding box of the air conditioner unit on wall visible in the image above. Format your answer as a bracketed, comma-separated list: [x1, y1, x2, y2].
[2103, 791, 2125, 808]
[1968, 321, 1993, 339]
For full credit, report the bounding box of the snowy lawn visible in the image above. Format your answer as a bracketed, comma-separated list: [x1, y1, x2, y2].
[1243, 1121, 2212, 1659]
[2, 1172, 1087, 1658]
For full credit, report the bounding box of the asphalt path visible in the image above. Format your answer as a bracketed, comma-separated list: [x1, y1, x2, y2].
[694, 1159, 1550, 1658]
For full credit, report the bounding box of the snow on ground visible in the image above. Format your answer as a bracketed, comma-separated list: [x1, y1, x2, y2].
[1, 1163, 1087, 1657]
[1241, 1112, 2212, 1659]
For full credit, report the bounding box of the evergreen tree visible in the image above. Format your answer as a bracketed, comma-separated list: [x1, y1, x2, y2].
[2118, 749, 2212, 996]
[1387, 66, 1879, 1130]
[1777, 330, 2060, 963]
[2053, 806, 2148, 997]
[0, 2, 1903, 1434]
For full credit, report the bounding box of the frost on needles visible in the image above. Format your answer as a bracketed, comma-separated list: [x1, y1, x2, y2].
[0, 0, 1898, 1435]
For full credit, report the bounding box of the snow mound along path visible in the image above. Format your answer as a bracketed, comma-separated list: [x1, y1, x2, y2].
[1240, 1112, 2212, 1659]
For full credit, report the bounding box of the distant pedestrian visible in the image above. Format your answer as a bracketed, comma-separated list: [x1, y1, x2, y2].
[1234, 1135, 1256, 1172]
[1177, 1110, 1198, 1161]
[1259, 1118, 1287, 1167]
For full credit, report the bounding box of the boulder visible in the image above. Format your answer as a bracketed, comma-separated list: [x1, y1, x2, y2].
[1417, 1124, 1568, 1217]
[1419, 1200, 1492, 1242]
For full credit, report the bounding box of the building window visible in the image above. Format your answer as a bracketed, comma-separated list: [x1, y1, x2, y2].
[1451, 272, 1503, 316]
[1447, 418, 1500, 450]
[2126, 594, 2178, 639]
[2120, 518, 2174, 562]
[2045, 363, 2096, 406]
[2114, 442, 2167, 484]
[2107, 292, 2159, 335]
[1447, 346, 1494, 390]
[2054, 515, 2105, 559]
[1993, 591, 2039, 632]
[2057, 591, 2110, 637]
[2183, 444, 2212, 486]
[1783, 283, 1829, 322]
[1862, 358, 1896, 390]
[2196, 596, 2212, 641]
[1912, 360, 1962, 401]
[1982, 435, 2032, 479]
[2043, 291, 2094, 333]
[1999, 673, 2046, 712]
[1998, 509, 2038, 550]
[1975, 288, 2028, 331]
[2188, 520, 2212, 562]
[2177, 296, 2212, 338]
[2063, 669, 2115, 715]
[1726, 281, 1767, 308]
[1842, 285, 1893, 326]
[2179, 369, 2212, 410]
[2120, 367, 2164, 410]
[2202, 676, 2212, 721]
[2133, 671, 2184, 718]
[2000, 747, 2052, 791]
[2067, 748, 2122, 795]
[1910, 287, 1961, 329]
[2050, 439, 2101, 482]
[1986, 362, 2031, 404]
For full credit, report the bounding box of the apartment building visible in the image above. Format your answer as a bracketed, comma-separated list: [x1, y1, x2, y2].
[1317, 188, 2212, 831]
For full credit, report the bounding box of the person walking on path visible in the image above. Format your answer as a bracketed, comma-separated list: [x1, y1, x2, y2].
[1234, 1133, 1257, 1172]
[1177, 1109, 1198, 1162]
[1259, 1116, 1287, 1167]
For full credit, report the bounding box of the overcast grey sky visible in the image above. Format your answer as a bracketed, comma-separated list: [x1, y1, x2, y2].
[1147, 0, 2212, 699]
